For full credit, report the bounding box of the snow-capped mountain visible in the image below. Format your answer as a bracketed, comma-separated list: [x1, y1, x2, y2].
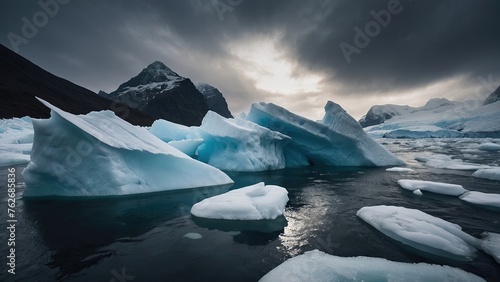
[0, 44, 154, 126]
[363, 97, 500, 138]
[99, 61, 209, 126]
[195, 83, 233, 118]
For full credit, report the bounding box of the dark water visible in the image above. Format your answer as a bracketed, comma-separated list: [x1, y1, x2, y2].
[1, 138, 500, 281]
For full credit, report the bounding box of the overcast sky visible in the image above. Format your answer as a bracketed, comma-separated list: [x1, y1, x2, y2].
[2, 0, 499, 120]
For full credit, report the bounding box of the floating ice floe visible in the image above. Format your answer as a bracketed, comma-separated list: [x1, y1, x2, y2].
[397, 179, 467, 196]
[259, 250, 485, 282]
[0, 117, 33, 166]
[460, 191, 500, 210]
[197, 111, 290, 171]
[245, 101, 405, 167]
[415, 154, 491, 171]
[386, 167, 415, 172]
[191, 182, 288, 220]
[473, 168, 500, 182]
[481, 233, 500, 264]
[22, 98, 233, 197]
[357, 206, 500, 263]
[479, 142, 500, 151]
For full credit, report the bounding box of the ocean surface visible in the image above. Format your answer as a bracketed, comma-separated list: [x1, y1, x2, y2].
[1, 138, 499, 281]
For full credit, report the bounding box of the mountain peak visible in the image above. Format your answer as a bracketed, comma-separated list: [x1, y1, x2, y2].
[483, 85, 500, 105]
[115, 61, 183, 92]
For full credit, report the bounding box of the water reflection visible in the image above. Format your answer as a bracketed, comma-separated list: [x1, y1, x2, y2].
[22, 184, 231, 279]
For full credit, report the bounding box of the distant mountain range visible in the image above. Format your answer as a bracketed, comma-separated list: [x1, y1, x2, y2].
[98, 61, 232, 125]
[0, 44, 154, 126]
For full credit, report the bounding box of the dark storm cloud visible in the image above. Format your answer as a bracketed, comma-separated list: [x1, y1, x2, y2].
[1, 0, 499, 117]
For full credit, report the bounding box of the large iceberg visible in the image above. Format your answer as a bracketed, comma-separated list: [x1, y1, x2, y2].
[197, 111, 290, 171]
[357, 206, 500, 263]
[259, 250, 485, 282]
[191, 182, 288, 220]
[245, 101, 404, 167]
[22, 98, 233, 197]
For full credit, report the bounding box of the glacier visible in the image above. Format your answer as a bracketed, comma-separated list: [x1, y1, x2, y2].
[197, 111, 290, 171]
[22, 98, 233, 197]
[190, 182, 289, 220]
[245, 101, 405, 167]
[357, 206, 500, 263]
[364, 98, 500, 138]
[259, 250, 485, 282]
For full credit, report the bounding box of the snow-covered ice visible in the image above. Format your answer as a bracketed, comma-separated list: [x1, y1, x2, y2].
[472, 168, 500, 181]
[357, 206, 480, 261]
[386, 167, 415, 172]
[259, 250, 485, 282]
[22, 98, 233, 197]
[191, 182, 288, 220]
[479, 142, 500, 151]
[245, 101, 404, 167]
[460, 191, 500, 210]
[397, 179, 467, 196]
[197, 111, 290, 171]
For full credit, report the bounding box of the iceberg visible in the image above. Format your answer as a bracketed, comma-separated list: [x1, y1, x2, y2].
[245, 101, 404, 167]
[259, 250, 485, 282]
[190, 182, 288, 220]
[167, 139, 204, 157]
[397, 179, 467, 196]
[197, 111, 290, 172]
[479, 142, 500, 151]
[149, 119, 197, 142]
[472, 168, 500, 181]
[22, 98, 233, 197]
[386, 167, 415, 172]
[357, 206, 480, 261]
[460, 191, 500, 210]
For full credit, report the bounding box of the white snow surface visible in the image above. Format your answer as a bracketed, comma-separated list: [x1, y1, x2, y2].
[479, 142, 500, 151]
[0, 117, 33, 166]
[245, 101, 404, 167]
[357, 206, 480, 261]
[22, 98, 233, 197]
[460, 191, 500, 209]
[191, 182, 288, 220]
[472, 168, 500, 181]
[259, 249, 485, 282]
[397, 179, 467, 196]
[197, 111, 290, 172]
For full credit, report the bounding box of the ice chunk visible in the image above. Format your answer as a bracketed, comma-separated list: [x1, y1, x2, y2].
[22, 98, 233, 197]
[386, 167, 415, 172]
[416, 154, 491, 171]
[0, 117, 34, 166]
[245, 102, 404, 167]
[479, 142, 500, 151]
[481, 232, 500, 264]
[472, 168, 500, 181]
[397, 179, 467, 196]
[183, 233, 203, 240]
[191, 182, 288, 220]
[259, 250, 485, 282]
[197, 111, 290, 172]
[413, 189, 423, 196]
[357, 206, 480, 261]
[460, 191, 500, 210]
